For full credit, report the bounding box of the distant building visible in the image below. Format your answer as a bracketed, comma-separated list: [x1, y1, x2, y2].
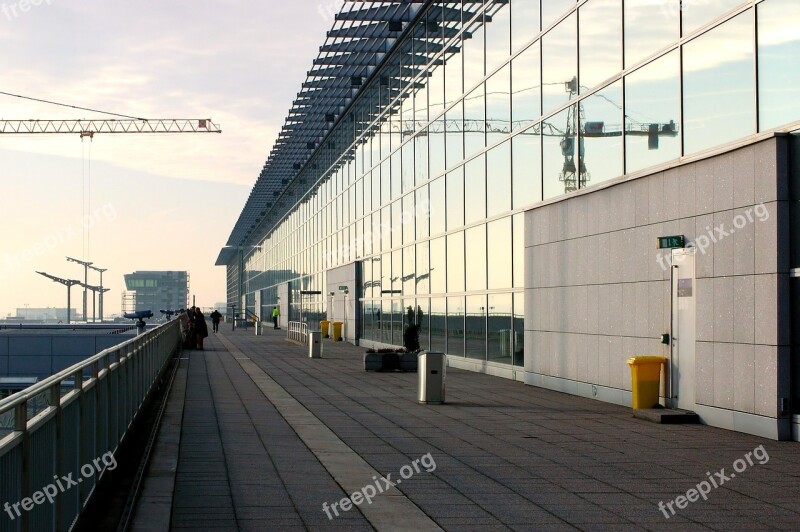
[11, 308, 79, 323]
[123, 271, 189, 314]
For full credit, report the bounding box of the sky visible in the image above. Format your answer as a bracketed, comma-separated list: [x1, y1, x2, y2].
[0, 0, 334, 318]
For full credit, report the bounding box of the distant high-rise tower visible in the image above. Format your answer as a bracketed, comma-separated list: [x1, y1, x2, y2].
[123, 271, 189, 314]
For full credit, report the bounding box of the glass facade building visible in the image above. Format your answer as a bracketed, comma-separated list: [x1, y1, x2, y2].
[220, 0, 798, 437]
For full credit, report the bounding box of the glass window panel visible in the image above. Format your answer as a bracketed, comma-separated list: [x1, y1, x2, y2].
[512, 0, 540, 52]
[624, 50, 681, 173]
[447, 231, 465, 292]
[392, 200, 402, 246]
[462, 19, 485, 91]
[447, 296, 465, 357]
[683, 13, 754, 154]
[416, 241, 430, 295]
[381, 206, 392, 251]
[683, 0, 744, 35]
[464, 83, 486, 157]
[402, 193, 415, 245]
[391, 299, 404, 345]
[391, 151, 402, 200]
[512, 42, 541, 130]
[371, 168, 381, 211]
[402, 141, 415, 192]
[485, 0, 511, 71]
[487, 64, 511, 144]
[363, 301, 374, 341]
[542, 12, 577, 114]
[487, 217, 512, 289]
[465, 225, 487, 291]
[430, 297, 447, 353]
[486, 141, 511, 217]
[415, 298, 429, 350]
[415, 133, 429, 183]
[579, 0, 621, 93]
[543, 105, 577, 199]
[445, 48, 463, 107]
[445, 103, 464, 167]
[381, 252, 392, 298]
[403, 246, 416, 295]
[513, 125, 542, 208]
[542, 0, 576, 29]
[513, 213, 524, 288]
[487, 293, 513, 363]
[429, 176, 446, 236]
[465, 295, 487, 360]
[415, 82, 428, 125]
[430, 117, 447, 178]
[430, 236, 446, 294]
[428, 63, 446, 118]
[625, 1, 677, 68]
[580, 80, 623, 186]
[372, 211, 382, 254]
[416, 185, 430, 240]
[758, 0, 800, 131]
[464, 154, 486, 224]
[446, 167, 465, 230]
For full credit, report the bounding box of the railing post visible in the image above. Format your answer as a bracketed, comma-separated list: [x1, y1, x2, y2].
[50, 383, 63, 532]
[15, 401, 30, 532]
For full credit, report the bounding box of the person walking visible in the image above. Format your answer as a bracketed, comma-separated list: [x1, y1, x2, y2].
[210, 309, 222, 333]
[194, 308, 209, 349]
[272, 306, 280, 329]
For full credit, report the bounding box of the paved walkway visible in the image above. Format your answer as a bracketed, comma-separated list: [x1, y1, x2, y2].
[147, 327, 800, 531]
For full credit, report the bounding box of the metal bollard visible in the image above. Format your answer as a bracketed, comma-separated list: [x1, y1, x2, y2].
[418, 351, 446, 404]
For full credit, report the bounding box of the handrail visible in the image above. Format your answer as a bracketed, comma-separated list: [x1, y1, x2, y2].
[287, 321, 309, 345]
[0, 315, 185, 531]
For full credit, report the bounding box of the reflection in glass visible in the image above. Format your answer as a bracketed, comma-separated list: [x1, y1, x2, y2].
[579, 0, 621, 93]
[487, 217, 512, 289]
[402, 193, 415, 246]
[543, 105, 578, 199]
[683, 13, 754, 154]
[430, 297, 446, 353]
[512, 42, 541, 130]
[416, 241, 430, 295]
[464, 83, 486, 157]
[462, 18, 485, 92]
[430, 117, 446, 178]
[487, 293, 513, 363]
[415, 298, 430, 350]
[445, 48, 463, 108]
[447, 231, 465, 293]
[429, 176, 446, 236]
[758, 0, 800, 131]
[466, 295, 487, 360]
[580, 80, 623, 186]
[486, 64, 511, 145]
[542, 12, 577, 114]
[542, 0, 576, 29]
[446, 296, 466, 357]
[415, 132, 429, 183]
[381, 299, 391, 343]
[513, 293, 524, 366]
[391, 299, 403, 345]
[512, 0, 540, 52]
[487, 142, 511, 217]
[446, 167, 465, 230]
[464, 154, 486, 225]
[402, 141, 414, 192]
[445, 103, 464, 168]
[428, 62, 446, 118]
[512, 125, 542, 208]
[513, 213, 525, 288]
[430, 236, 446, 294]
[415, 185, 429, 240]
[403, 246, 415, 296]
[465, 225, 487, 291]
[485, 0, 511, 71]
[624, 0, 679, 68]
[625, 50, 681, 173]
[682, 0, 745, 36]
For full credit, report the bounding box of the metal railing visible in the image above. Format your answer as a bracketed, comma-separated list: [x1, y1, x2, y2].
[287, 321, 309, 345]
[0, 317, 184, 532]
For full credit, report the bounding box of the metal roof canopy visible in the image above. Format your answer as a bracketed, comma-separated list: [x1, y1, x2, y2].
[218, 0, 493, 266]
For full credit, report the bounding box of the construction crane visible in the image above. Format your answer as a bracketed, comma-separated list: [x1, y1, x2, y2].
[0, 118, 221, 136]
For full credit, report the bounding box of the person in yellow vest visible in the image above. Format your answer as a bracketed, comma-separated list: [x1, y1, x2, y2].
[272, 306, 280, 329]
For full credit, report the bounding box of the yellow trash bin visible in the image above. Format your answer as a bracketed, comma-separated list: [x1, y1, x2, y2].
[332, 321, 343, 341]
[320, 320, 330, 338]
[626, 356, 666, 409]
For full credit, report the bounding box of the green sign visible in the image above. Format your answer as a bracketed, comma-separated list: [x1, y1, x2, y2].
[657, 235, 685, 249]
[338, 285, 348, 291]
